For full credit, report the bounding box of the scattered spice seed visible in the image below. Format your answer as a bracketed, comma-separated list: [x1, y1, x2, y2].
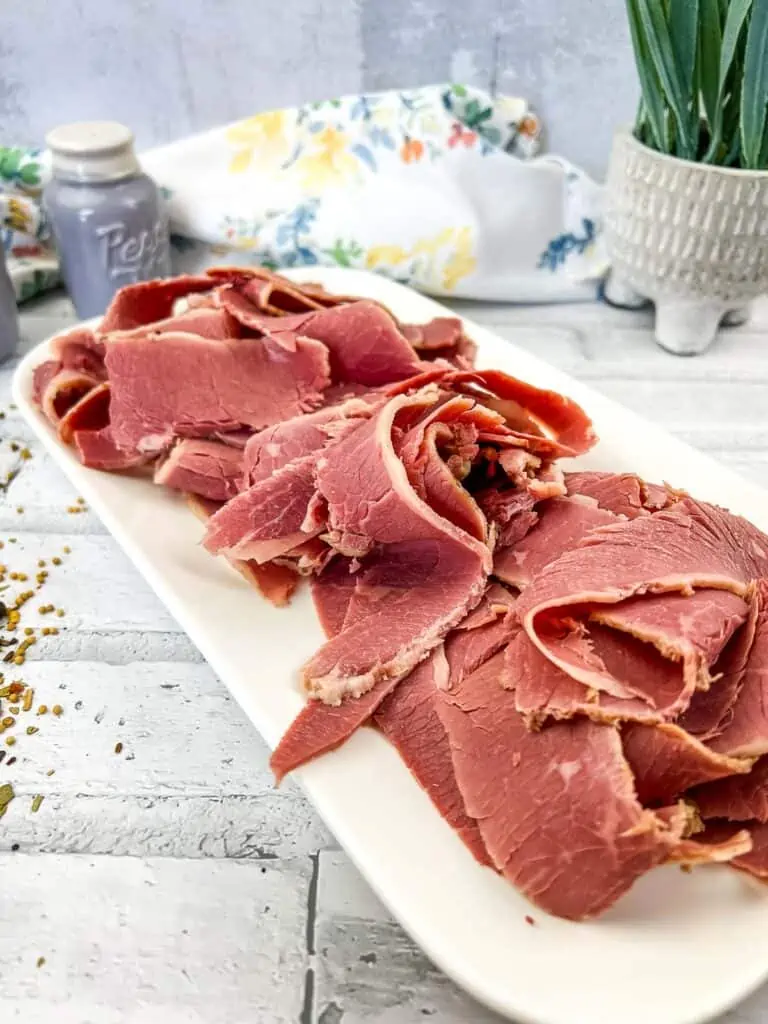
[2, 717, 13, 728]
[0, 750, 4, 763]
[23, 627, 33, 636]
[56, 609, 64, 618]
[8, 538, 15, 543]
[5, 756, 15, 765]
[36, 956, 45, 968]
[5, 736, 15, 746]
[51, 557, 61, 566]
[30, 795, 44, 813]
[9, 707, 18, 715]
[9, 442, 18, 452]
[20, 448, 32, 460]
[26, 726, 38, 735]
[63, 546, 71, 554]
[52, 705, 62, 717]
[37, 560, 45, 568]
[15, 507, 23, 515]
[0, 782, 14, 817]
[525, 915, 536, 926]
[46, 769, 54, 777]
[37, 705, 47, 715]
[114, 742, 123, 754]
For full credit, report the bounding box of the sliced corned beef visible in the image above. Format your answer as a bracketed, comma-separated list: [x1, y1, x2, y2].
[697, 821, 766, 878]
[565, 471, 673, 518]
[693, 756, 768, 823]
[475, 488, 539, 551]
[516, 500, 767, 720]
[621, 722, 752, 805]
[435, 650, 688, 920]
[50, 326, 107, 379]
[155, 439, 244, 502]
[39, 368, 101, 425]
[705, 580, 768, 759]
[74, 426, 149, 472]
[401, 318, 477, 367]
[58, 381, 111, 443]
[105, 331, 330, 453]
[186, 494, 297, 607]
[681, 592, 760, 741]
[99, 275, 217, 332]
[299, 301, 425, 385]
[204, 453, 321, 563]
[493, 495, 618, 590]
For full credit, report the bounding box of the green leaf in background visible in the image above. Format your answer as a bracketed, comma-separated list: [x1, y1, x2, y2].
[698, 0, 722, 132]
[627, 0, 668, 151]
[741, 0, 768, 167]
[635, 0, 696, 158]
[719, 0, 753, 90]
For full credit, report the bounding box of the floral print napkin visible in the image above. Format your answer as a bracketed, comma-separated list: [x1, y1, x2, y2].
[145, 83, 606, 301]
[0, 148, 59, 302]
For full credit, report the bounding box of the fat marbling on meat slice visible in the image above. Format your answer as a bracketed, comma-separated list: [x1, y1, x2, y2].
[515, 499, 766, 719]
[105, 330, 330, 454]
[154, 439, 244, 502]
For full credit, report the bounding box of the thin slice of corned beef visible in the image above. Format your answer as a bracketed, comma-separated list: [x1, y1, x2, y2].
[516, 500, 767, 720]
[73, 426, 149, 472]
[39, 368, 101, 425]
[493, 495, 618, 589]
[373, 585, 515, 867]
[303, 390, 491, 700]
[155, 440, 244, 502]
[50, 326, 106, 379]
[692, 756, 768, 823]
[58, 381, 111, 444]
[298, 301, 425, 385]
[186, 494, 297, 607]
[401, 318, 477, 367]
[475, 488, 539, 551]
[436, 650, 689, 920]
[621, 722, 752, 805]
[99, 275, 217, 332]
[565, 471, 674, 518]
[105, 331, 330, 454]
[705, 580, 768, 759]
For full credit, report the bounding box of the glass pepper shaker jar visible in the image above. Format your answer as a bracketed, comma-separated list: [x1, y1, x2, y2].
[44, 121, 171, 319]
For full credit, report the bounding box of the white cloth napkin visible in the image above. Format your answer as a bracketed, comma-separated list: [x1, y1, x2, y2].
[143, 83, 606, 303]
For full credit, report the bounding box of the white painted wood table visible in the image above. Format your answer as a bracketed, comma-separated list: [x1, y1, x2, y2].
[2, 291, 768, 1024]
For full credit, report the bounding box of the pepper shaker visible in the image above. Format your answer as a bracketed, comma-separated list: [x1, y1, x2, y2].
[44, 122, 171, 319]
[0, 250, 20, 363]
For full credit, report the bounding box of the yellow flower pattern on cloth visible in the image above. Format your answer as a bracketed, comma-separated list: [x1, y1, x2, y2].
[149, 83, 603, 301]
[226, 111, 290, 174]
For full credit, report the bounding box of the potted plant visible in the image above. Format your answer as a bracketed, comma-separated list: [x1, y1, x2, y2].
[604, 0, 768, 355]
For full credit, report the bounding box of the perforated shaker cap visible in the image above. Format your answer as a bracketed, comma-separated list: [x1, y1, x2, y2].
[46, 121, 141, 182]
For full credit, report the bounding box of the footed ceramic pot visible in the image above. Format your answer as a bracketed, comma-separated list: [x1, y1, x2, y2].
[604, 130, 768, 355]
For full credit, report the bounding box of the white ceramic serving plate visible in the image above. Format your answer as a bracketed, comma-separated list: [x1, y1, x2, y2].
[14, 268, 768, 1024]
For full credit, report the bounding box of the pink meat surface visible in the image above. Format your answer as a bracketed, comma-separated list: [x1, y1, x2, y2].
[155, 439, 244, 502]
[304, 390, 491, 700]
[436, 650, 686, 920]
[706, 580, 768, 758]
[299, 301, 425, 385]
[493, 495, 618, 589]
[565, 471, 673, 518]
[475, 488, 539, 551]
[621, 722, 751, 805]
[693, 756, 768, 823]
[74, 427, 149, 471]
[50, 327, 107, 378]
[700, 821, 768, 879]
[516, 500, 768, 718]
[98, 275, 217, 332]
[105, 331, 330, 453]
[58, 382, 111, 444]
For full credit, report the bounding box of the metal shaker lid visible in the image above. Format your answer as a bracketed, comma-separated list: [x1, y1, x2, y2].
[46, 121, 141, 182]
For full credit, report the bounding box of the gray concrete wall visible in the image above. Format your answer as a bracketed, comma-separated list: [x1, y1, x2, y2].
[0, 0, 636, 178]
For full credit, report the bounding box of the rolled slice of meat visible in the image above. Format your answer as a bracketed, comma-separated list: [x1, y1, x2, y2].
[155, 440, 244, 502]
[515, 499, 766, 722]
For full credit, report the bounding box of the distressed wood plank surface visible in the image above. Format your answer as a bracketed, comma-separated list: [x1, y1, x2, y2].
[1, 291, 767, 1023]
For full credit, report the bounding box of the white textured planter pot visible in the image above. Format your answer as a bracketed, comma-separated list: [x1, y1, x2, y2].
[604, 130, 768, 355]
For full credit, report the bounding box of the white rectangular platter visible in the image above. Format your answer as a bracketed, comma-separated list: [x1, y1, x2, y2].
[14, 268, 768, 1024]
